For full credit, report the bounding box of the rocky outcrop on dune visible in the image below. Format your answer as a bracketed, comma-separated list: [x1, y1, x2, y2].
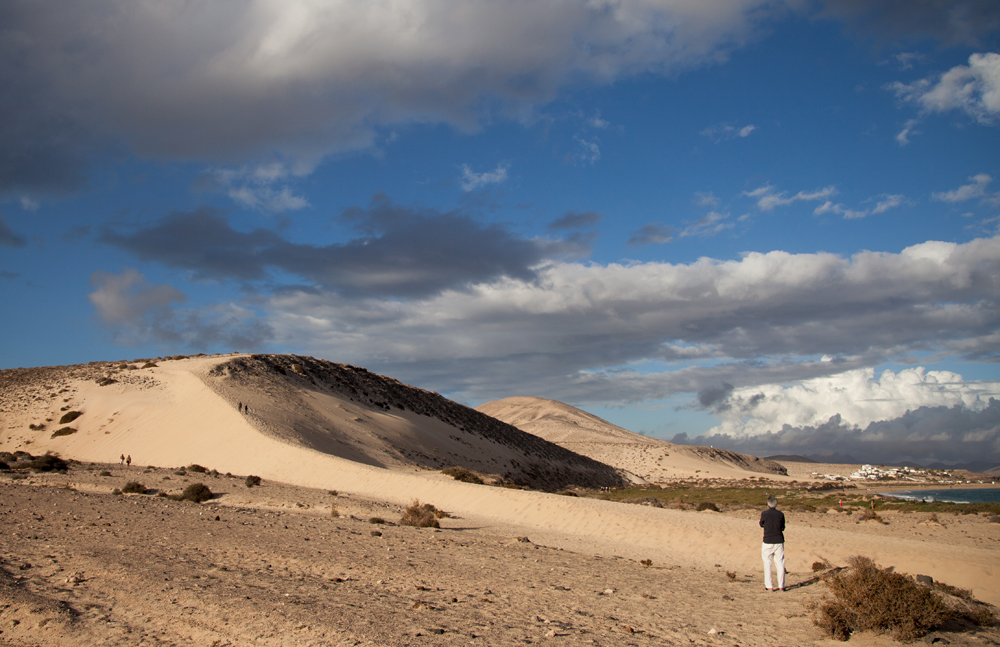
[202, 354, 627, 491]
[477, 396, 787, 481]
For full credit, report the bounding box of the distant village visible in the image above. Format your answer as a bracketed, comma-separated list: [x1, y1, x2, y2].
[813, 464, 993, 484]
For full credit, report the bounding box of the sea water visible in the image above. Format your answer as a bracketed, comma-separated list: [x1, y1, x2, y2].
[879, 488, 1000, 504]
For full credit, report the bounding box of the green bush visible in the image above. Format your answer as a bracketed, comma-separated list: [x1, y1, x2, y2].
[441, 466, 484, 484]
[812, 556, 950, 641]
[58, 411, 83, 424]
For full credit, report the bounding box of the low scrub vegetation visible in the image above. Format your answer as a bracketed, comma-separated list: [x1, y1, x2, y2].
[399, 500, 447, 528]
[245, 475, 262, 488]
[187, 464, 208, 473]
[441, 466, 484, 484]
[161, 483, 213, 503]
[121, 481, 148, 494]
[811, 555, 998, 642]
[58, 411, 83, 424]
[25, 453, 69, 472]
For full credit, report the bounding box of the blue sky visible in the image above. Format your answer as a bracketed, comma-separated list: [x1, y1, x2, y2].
[2, 1, 1000, 464]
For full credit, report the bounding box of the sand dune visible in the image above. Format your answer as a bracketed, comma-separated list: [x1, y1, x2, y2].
[1, 355, 997, 607]
[477, 396, 787, 482]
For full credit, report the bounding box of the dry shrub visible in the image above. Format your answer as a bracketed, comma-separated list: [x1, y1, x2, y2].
[400, 500, 444, 528]
[966, 605, 998, 627]
[369, 517, 387, 524]
[696, 502, 720, 512]
[58, 411, 83, 424]
[813, 560, 832, 572]
[860, 508, 883, 522]
[441, 466, 484, 484]
[121, 481, 148, 494]
[170, 483, 213, 503]
[640, 559, 652, 568]
[28, 454, 69, 472]
[726, 571, 737, 581]
[813, 556, 950, 642]
[50, 427, 77, 438]
[187, 464, 208, 473]
[245, 475, 262, 488]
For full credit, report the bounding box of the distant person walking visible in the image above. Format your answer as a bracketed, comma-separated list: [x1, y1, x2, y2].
[238, 401, 243, 413]
[760, 496, 786, 592]
[126, 455, 132, 468]
[119, 454, 125, 465]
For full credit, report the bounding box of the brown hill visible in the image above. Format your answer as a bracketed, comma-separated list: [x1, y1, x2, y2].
[0, 354, 625, 491]
[476, 396, 786, 481]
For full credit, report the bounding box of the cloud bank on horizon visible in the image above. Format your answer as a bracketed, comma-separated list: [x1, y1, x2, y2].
[1, 1, 999, 465]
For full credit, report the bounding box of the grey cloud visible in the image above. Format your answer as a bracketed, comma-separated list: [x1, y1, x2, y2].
[627, 223, 674, 245]
[265, 236, 1000, 404]
[681, 400, 1000, 466]
[0, 217, 28, 248]
[88, 268, 274, 351]
[698, 382, 735, 409]
[100, 196, 561, 298]
[820, 0, 1000, 46]
[549, 211, 601, 231]
[0, 0, 790, 196]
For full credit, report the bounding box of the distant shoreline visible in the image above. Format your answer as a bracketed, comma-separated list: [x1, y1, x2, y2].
[873, 483, 1000, 494]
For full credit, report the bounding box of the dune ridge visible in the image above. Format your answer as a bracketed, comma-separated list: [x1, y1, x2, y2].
[476, 396, 787, 482]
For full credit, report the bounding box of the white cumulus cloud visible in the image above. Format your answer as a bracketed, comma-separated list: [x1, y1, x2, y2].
[890, 52, 1000, 124]
[704, 366, 1000, 439]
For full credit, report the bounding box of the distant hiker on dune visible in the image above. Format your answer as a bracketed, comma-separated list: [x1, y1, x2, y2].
[126, 455, 132, 468]
[760, 496, 786, 592]
[119, 454, 125, 465]
[238, 401, 243, 413]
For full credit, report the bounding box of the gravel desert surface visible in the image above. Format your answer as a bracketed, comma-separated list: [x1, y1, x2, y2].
[2, 465, 998, 647]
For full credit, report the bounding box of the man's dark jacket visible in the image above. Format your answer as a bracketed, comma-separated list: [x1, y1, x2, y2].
[759, 507, 785, 544]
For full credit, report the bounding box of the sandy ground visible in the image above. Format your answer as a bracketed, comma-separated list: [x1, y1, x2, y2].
[2, 355, 999, 645]
[2, 465, 999, 647]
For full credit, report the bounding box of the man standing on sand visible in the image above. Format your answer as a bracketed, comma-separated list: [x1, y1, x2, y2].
[760, 496, 785, 592]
